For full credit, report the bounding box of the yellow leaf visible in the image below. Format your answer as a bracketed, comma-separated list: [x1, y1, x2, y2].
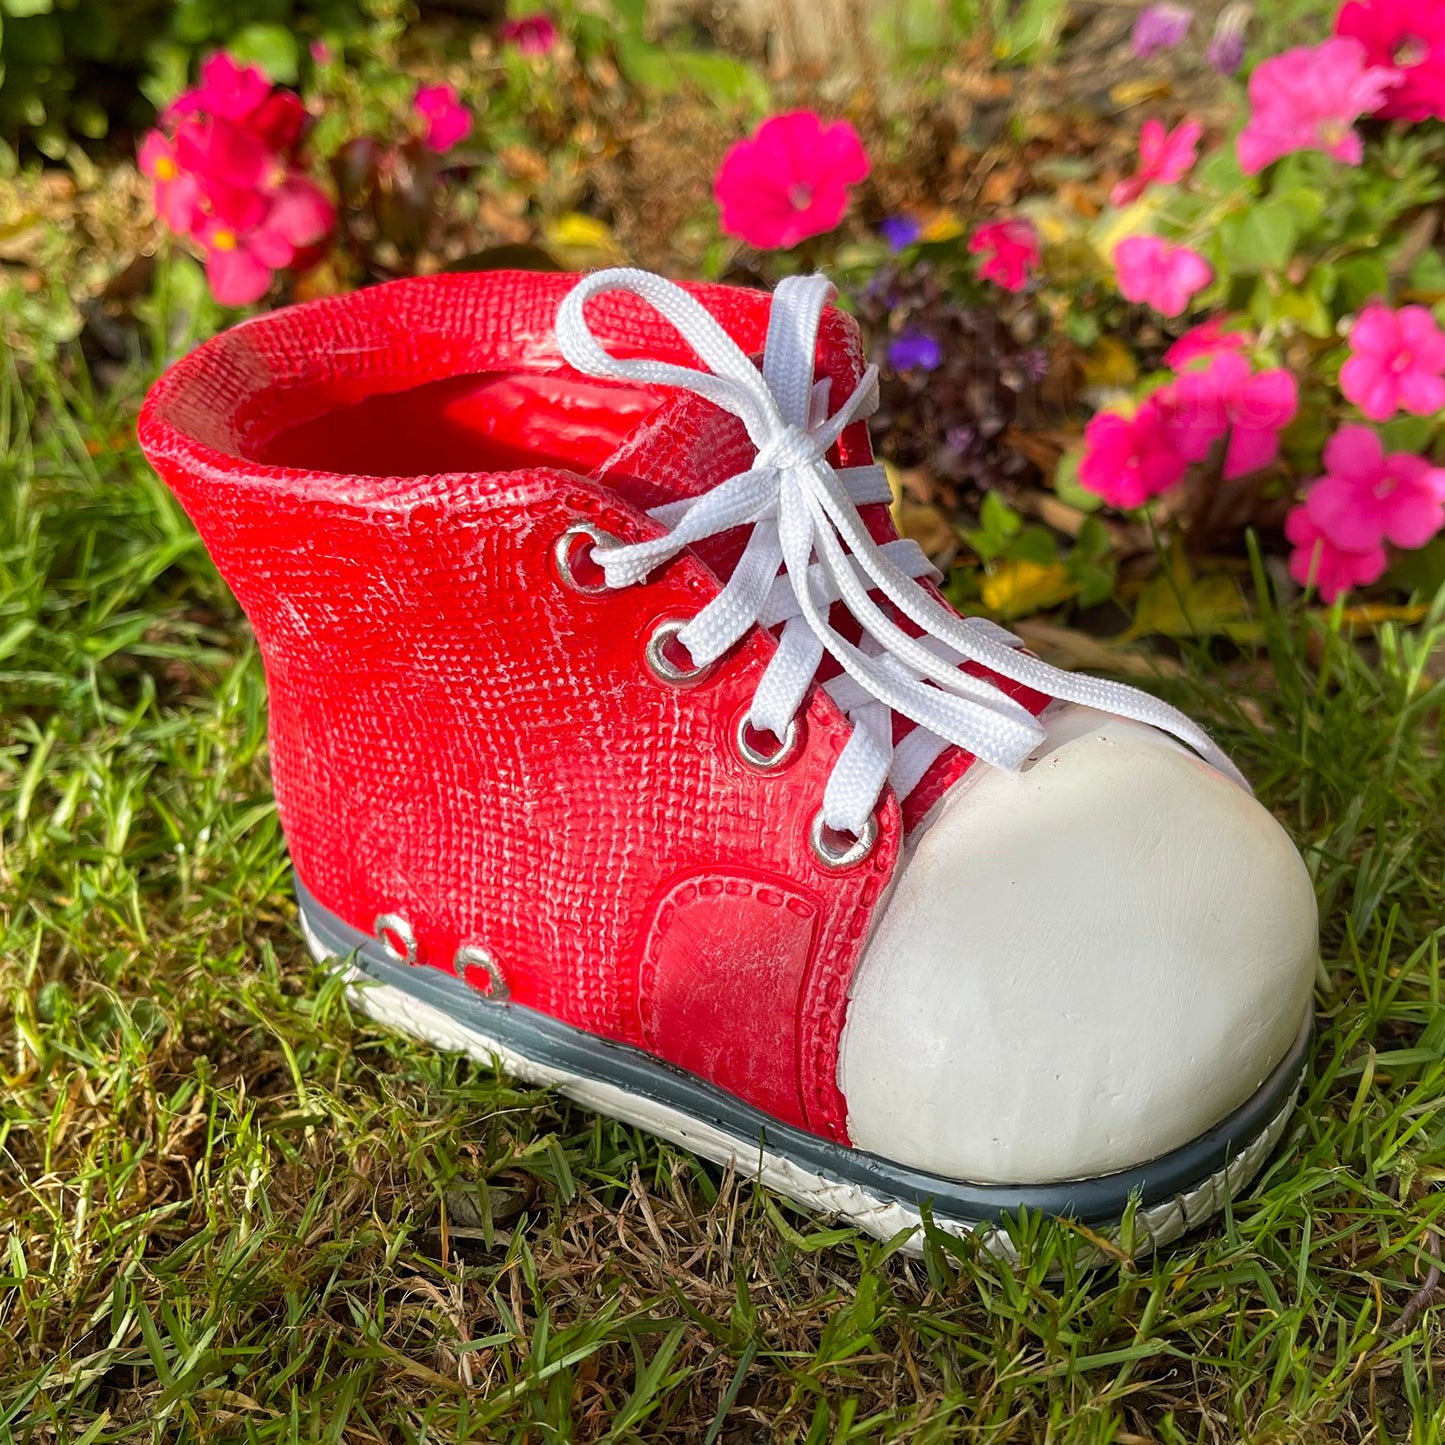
[1081, 336, 1139, 390]
[1092, 195, 1161, 260]
[920, 212, 965, 244]
[1131, 572, 1248, 639]
[980, 560, 1075, 618]
[1110, 78, 1172, 107]
[542, 212, 624, 264]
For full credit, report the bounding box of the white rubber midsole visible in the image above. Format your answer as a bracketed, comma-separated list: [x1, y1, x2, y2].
[301, 911, 1297, 1259]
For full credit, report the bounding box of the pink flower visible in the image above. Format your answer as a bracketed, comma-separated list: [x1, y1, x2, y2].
[1110, 118, 1203, 207]
[266, 175, 335, 247]
[1161, 353, 1298, 479]
[714, 111, 870, 251]
[1285, 505, 1387, 600]
[1077, 398, 1189, 508]
[1114, 235, 1213, 316]
[500, 12, 558, 55]
[413, 83, 473, 154]
[195, 212, 293, 306]
[1335, 0, 1445, 121]
[1236, 38, 1400, 175]
[1163, 316, 1251, 369]
[1339, 302, 1445, 420]
[138, 130, 202, 235]
[1133, 3, 1192, 59]
[176, 114, 277, 192]
[1305, 424, 1445, 550]
[167, 52, 273, 126]
[967, 218, 1040, 293]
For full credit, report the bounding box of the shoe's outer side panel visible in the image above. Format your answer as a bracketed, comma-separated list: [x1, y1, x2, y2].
[138, 272, 910, 1139]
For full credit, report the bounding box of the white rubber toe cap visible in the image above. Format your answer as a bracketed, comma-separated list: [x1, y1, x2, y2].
[838, 705, 1318, 1185]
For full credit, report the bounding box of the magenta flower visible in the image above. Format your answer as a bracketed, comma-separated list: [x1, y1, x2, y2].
[1305, 424, 1445, 550]
[714, 111, 870, 251]
[138, 130, 202, 235]
[195, 212, 293, 306]
[1078, 398, 1189, 508]
[166, 52, 273, 126]
[500, 13, 559, 55]
[1133, 3, 1193, 59]
[967, 218, 1040, 292]
[1114, 235, 1213, 316]
[1236, 38, 1400, 175]
[1163, 316, 1251, 369]
[1340, 302, 1445, 421]
[1110, 118, 1203, 207]
[413, 83, 473, 154]
[1162, 353, 1298, 479]
[1336, 0, 1445, 121]
[1284, 505, 1387, 601]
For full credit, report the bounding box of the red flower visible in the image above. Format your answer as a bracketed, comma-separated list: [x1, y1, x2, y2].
[714, 111, 870, 251]
[1162, 317, 1251, 369]
[166, 52, 273, 126]
[195, 212, 294, 306]
[1236, 38, 1400, 175]
[1160, 353, 1298, 480]
[1078, 398, 1189, 508]
[1335, 0, 1445, 121]
[1110, 118, 1203, 208]
[413, 83, 473, 154]
[967, 219, 1040, 292]
[139, 48, 335, 306]
[500, 12, 559, 55]
[1114, 235, 1213, 317]
[1339, 302, 1445, 420]
[1284, 505, 1387, 601]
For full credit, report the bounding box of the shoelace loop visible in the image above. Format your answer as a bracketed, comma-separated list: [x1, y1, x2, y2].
[555, 267, 1245, 838]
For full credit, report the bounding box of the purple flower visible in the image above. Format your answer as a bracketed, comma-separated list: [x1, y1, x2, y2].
[1133, 2, 1192, 59]
[889, 329, 942, 371]
[1207, 3, 1248, 73]
[879, 214, 922, 250]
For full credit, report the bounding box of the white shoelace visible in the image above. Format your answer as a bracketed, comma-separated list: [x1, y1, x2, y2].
[555, 268, 1244, 837]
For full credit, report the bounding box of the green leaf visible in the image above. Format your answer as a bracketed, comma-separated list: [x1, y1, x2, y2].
[1219, 201, 1299, 275]
[1, 0, 52, 18]
[1052, 446, 1103, 512]
[1384, 536, 1445, 595]
[1380, 416, 1435, 454]
[1010, 526, 1060, 566]
[1409, 246, 1445, 296]
[227, 23, 299, 84]
[1337, 256, 1388, 310]
[1193, 145, 1247, 197]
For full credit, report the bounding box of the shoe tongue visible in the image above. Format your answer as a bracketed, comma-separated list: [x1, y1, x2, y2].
[590, 387, 755, 510]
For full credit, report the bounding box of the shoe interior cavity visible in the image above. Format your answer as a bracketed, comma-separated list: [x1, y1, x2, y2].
[254, 370, 667, 479]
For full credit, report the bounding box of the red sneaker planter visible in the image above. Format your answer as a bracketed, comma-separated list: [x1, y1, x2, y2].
[139, 268, 1317, 1254]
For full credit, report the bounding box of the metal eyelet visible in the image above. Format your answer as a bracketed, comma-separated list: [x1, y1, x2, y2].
[455, 944, 510, 1001]
[554, 522, 619, 594]
[734, 711, 800, 771]
[644, 619, 713, 685]
[374, 913, 417, 965]
[809, 810, 879, 870]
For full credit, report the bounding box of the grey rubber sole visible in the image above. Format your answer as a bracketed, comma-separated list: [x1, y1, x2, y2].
[297, 875, 1310, 1252]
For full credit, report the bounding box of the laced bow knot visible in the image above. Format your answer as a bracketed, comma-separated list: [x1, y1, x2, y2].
[554, 267, 1246, 838]
[755, 423, 830, 474]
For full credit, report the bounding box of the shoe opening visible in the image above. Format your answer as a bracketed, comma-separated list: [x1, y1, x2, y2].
[140, 270, 848, 488]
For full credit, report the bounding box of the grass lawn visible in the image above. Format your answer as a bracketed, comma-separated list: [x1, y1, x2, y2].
[3, 314, 1445, 1444]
